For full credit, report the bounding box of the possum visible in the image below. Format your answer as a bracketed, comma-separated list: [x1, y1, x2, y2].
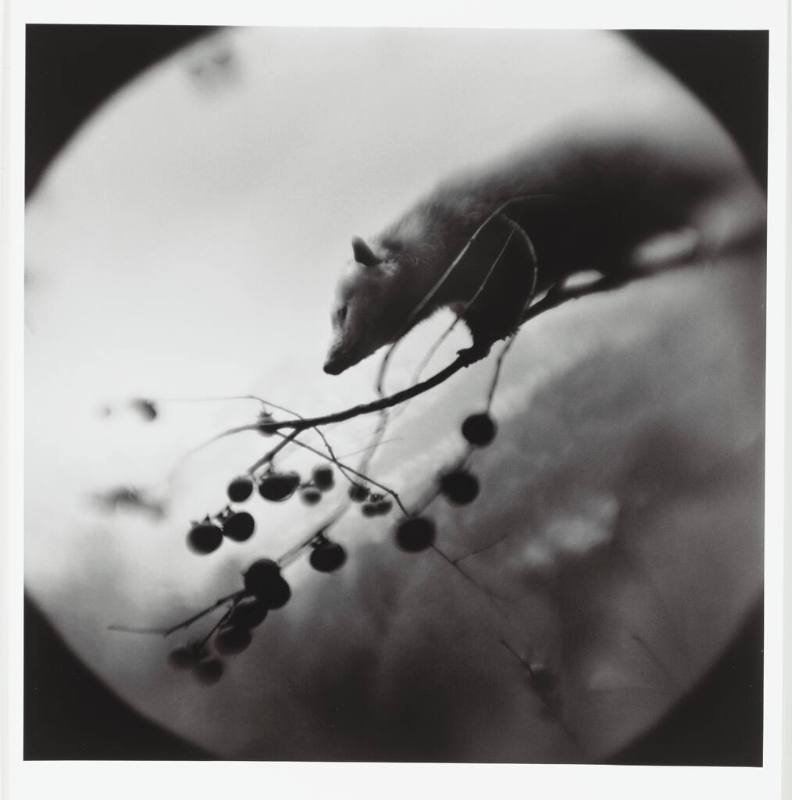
[323, 117, 765, 376]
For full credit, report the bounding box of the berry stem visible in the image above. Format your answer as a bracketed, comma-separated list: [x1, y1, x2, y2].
[276, 509, 348, 568]
[275, 432, 409, 517]
[163, 590, 245, 636]
[246, 428, 301, 474]
[197, 603, 235, 651]
[485, 334, 519, 411]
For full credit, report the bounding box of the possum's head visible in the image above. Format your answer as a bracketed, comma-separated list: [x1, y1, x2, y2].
[323, 237, 406, 375]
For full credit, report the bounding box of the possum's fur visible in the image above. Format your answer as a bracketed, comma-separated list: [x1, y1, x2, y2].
[323, 121, 765, 376]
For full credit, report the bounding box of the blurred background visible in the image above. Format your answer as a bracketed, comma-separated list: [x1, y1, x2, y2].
[24, 25, 766, 762]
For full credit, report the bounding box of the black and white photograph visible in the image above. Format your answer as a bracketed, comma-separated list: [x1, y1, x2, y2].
[7, 5, 788, 792]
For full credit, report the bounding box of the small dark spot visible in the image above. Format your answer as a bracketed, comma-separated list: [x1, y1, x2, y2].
[92, 485, 166, 519]
[129, 398, 158, 422]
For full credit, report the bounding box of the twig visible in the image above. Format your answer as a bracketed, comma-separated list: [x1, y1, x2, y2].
[163, 590, 244, 636]
[429, 542, 504, 607]
[276, 508, 349, 568]
[382, 212, 533, 429]
[198, 604, 235, 650]
[108, 589, 244, 637]
[485, 334, 519, 411]
[259, 352, 477, 433]
[247, 428, 301, 474]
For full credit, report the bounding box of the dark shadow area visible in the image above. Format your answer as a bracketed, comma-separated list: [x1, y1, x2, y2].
[24, 25, 766, 762]
[24, 596, 211, 759]
[611, 600, 763, 766]
[25, 24, 218, 197]
[626, 30, 768, 190]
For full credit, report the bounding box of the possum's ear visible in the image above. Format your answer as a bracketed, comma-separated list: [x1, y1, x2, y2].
[351, 236, 381, 268]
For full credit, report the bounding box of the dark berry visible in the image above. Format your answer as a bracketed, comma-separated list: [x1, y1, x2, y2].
[193, 657, 224, 685]
[300, 487, 322, 506]
[361, 502, 378, 517]
[258, 471, 301, 502]
[168, 646, 194, 670]
[215, 625, 253, 655]
[186, 639, 210, 660]
[439, 469, 480, 505]
[227, 597, 268, 629]
[227, 476, 254, 503]
[222, 511, 255, 542]
[243, 558, 281, 597]
[461, 413, 497, 447]
[395, 516, 436, 552]
[187, 522, 223, 554]
[257, 411, 277, 436]
[264, 576, 292, 610]
[312, 465, 334, 491]
[244, 561, 291, 610]
[373, 498, 393, 515]
[348, 483, 370, 502]
[309, 541, 347, 573]
[360, 493, 392, 516]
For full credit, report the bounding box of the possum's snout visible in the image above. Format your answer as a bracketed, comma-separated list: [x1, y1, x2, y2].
[324, 334, 373, 375]
[323, 342, 357, 375]
[323, 355, 346, 375]
[323, 351, 362, 375]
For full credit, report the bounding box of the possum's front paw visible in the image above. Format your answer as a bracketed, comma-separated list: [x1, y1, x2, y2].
[457, 343, 492, 364]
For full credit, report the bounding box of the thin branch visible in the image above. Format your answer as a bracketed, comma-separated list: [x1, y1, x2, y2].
[259, 352, 477, 433]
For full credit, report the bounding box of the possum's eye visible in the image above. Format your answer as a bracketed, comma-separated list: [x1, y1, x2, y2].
[336, 305, 348, 326]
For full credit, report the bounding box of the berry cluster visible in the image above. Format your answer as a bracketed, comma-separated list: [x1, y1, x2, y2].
[186, 465, 338, 555]
[350, 485, 393, 517]
[169, 408, 498, 683]
[186, 509, 256, 555]
[389, 411, 496, 552]
[168, 544, 353, 684]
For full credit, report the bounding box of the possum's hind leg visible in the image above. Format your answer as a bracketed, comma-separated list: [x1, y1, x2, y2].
[456, 213, 538, 362]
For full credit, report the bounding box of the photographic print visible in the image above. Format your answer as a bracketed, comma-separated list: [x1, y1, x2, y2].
[23, 24, 768, 765]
